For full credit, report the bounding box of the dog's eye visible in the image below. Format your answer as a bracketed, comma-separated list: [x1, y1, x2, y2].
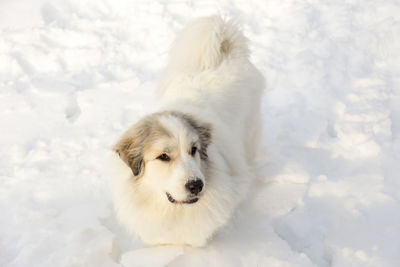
[157, 153, 170, 162]
[190, 146, 197, 156]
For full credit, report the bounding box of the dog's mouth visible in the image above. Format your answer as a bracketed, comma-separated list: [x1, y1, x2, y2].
[166, 192, 199, 204]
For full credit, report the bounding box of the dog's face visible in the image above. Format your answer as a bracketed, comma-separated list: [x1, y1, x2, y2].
[114, 111, 211, 205]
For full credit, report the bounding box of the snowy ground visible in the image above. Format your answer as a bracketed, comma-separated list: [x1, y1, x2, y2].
[1, 0, 400, 266]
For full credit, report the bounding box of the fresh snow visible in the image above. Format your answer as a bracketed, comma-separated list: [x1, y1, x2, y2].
[1, 0, 400, 266]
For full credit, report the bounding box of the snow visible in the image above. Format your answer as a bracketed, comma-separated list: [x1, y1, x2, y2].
[1, 0, 400, 266]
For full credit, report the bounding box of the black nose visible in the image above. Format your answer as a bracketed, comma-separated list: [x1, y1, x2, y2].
[185, 179, 203, 195]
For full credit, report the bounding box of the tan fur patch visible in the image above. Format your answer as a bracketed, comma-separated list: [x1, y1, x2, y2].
[114, 111, 212, 176]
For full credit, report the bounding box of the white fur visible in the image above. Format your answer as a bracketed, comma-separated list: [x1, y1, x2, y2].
[112, 16, 264, 247]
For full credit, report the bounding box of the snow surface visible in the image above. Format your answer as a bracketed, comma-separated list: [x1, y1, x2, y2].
[1, 0, 400, 266]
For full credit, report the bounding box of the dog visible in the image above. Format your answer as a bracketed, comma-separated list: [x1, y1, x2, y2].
[111, 16, 264, 247]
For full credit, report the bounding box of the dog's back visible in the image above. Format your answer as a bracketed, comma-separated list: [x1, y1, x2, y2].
[160, 16, 264, 166]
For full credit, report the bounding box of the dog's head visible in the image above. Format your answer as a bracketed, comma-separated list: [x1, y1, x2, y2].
[114, 111, 212, 205]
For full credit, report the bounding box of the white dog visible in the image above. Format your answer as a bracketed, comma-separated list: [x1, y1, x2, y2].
[111, 16, 264, 247]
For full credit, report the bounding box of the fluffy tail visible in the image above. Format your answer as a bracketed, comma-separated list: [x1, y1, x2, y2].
[166, 16, 249, 72]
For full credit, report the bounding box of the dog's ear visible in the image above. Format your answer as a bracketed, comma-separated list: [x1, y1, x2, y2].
[180, 114, 212, 160]
[113, 135, 144, 177]
[196, 122, 212, 161]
